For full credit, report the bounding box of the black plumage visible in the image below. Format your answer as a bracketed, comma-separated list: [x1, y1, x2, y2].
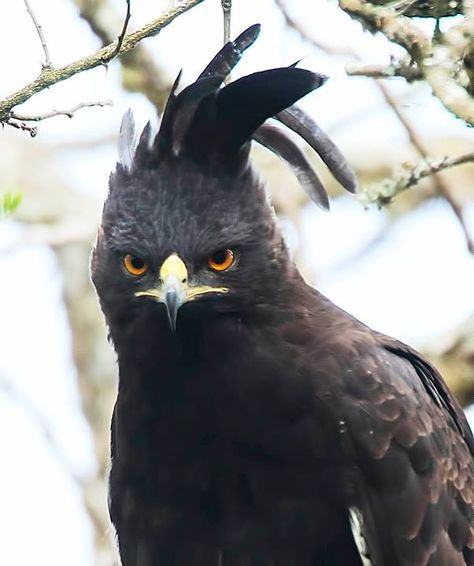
[91, 25, 474, 565]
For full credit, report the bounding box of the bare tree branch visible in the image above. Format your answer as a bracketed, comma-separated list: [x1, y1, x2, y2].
[340, 0, 474, 250]
[274, 0, 473, 253]
[359, 152, 474, 209]
[276, 0, 422, 84]
[275, 0, 424, 86]
[374, 81, 474, 254]
[4, 101, 113, 137]
[0, 0, 206, 124]
[339, 0, 474, 125]
[23, 0, 52, 68]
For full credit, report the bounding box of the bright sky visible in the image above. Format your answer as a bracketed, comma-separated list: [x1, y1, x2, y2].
[0, 1, 473, 564]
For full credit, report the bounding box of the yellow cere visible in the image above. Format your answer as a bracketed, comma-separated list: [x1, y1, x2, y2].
[160, 254, 188, 283]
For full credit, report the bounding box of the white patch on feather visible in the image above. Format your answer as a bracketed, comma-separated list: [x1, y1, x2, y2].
[118, 108, 138, 171]
[349, 506, 373, 566]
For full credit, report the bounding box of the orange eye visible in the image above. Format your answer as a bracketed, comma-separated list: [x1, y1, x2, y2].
[123, 254, 148, 276]
[208, 249, 235, 272]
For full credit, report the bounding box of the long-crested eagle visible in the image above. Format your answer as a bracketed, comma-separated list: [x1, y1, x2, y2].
[91, 25, 474, 566]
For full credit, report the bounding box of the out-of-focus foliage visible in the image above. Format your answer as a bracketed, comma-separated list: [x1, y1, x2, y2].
[0, 191, 22, 218]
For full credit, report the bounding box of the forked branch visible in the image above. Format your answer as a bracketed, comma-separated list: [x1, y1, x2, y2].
[0, 0, 206, 125]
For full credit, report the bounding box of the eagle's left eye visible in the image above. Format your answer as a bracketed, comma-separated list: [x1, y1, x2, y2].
[208, 249, 235, 272]
[123, 254, 149, 276]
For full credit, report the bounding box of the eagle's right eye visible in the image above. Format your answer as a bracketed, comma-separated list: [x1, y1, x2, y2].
[123, 254, 149, 276]
[208, 249, 236, 272]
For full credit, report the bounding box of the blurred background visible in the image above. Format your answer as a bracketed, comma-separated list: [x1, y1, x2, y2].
[0, 0, 473, 564]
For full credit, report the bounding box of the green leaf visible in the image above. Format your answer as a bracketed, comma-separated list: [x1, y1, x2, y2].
[0, 191, 23, 218]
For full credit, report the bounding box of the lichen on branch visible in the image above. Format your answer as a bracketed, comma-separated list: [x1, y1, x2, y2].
[359, 152, 474, 207]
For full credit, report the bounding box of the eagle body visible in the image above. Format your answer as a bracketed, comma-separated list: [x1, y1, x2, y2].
[109, 286, 366, 565]
[92, 25, 474, 566]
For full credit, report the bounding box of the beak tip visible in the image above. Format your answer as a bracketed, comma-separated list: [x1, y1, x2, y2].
[168, 314, 177, 332]
[164, 288, 182, 332]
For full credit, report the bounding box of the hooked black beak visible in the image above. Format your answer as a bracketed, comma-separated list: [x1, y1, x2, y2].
[163, 280, 186, 331]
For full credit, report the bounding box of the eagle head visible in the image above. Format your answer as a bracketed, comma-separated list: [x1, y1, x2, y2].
[91, 24, 356, 336]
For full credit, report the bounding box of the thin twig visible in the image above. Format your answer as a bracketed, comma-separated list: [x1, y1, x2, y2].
[105, 0, 132, 63]
[3, 120, 38, 137]
[0, 0, 206, 123]
[221, 0, 231, 45]
[74, 0, 171, 110]
[221, 0, 232, 83]
[23, 0, 52, 68]
[10, 100, 113, 122]
[345, 60, 422, 82]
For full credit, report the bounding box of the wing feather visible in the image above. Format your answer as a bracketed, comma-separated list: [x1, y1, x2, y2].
[329, 336, 474, 565]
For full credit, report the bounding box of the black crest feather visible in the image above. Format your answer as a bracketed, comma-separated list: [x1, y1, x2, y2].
[198, 23, 261, 81]
[254, 122, 330, 210]
[122, 24, 358, 208]
[181, 67, 326, 163]
[277, 107, 358, 193]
